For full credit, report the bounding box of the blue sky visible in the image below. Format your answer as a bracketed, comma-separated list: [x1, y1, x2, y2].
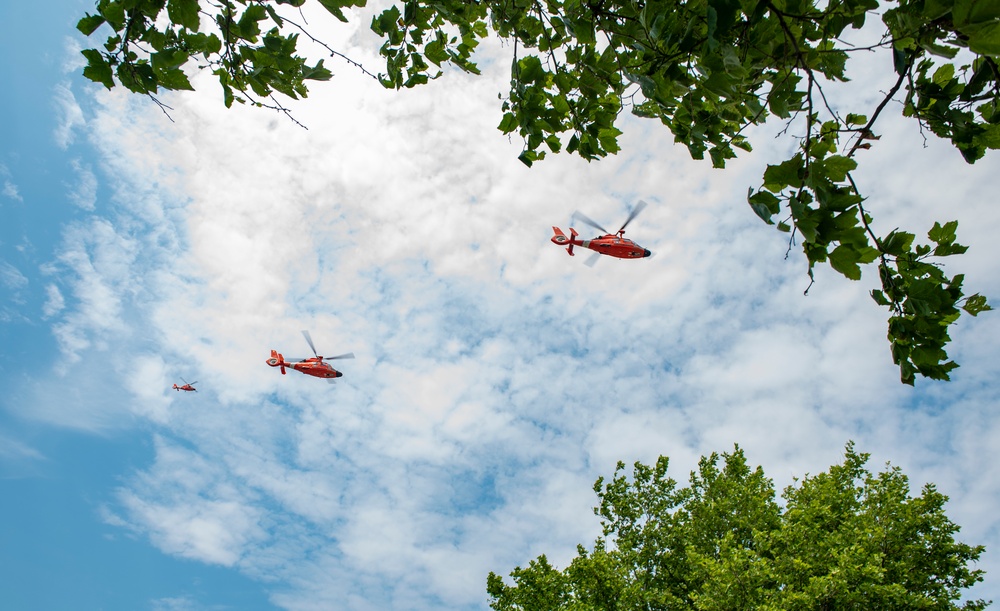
[0, 0, 276, 608]
[2, 1, 999, 610]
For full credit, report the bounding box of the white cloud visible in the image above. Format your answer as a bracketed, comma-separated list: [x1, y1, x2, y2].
[0, 163, 22, 202]
[2, 180, 20, 202]
[0, 431, 47, 479]
[26, 4, 1000, 609]
[67, 158, 97, 210]
[54, 81, 85, 149]
[0, 261, 28, 290]
[0, 261, 29, 322]
[15, 365, 133, 433]
[48, 217, 136, 362]
[0, 428, 46, 470]
[0, 433, 44, 462]
[42, 283, 65, 318]
[114, 436, 267, 566]
[149, 597, 200, 611]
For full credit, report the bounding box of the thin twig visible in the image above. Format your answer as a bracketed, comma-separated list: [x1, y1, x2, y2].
[846, 57, 910, 158]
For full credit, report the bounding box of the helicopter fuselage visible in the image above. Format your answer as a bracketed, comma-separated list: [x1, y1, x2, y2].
[551, 227, 651, 259]
[266, 350, 343, 378]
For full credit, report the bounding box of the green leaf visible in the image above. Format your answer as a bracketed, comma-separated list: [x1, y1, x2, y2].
[318, 0, 349, 22]
[424, 39, 448, 66]
[954, 0, 1000, 55]
[881, 230, 915, 257]
[795, 209, 821, 244]
[117, 61, 158, 94]
[763, 156, 804, 192]
[157, 67, 194, 90]
[892, 47, 908, 75]
[922, 0, 955, 20]
[928, 220, 958, 245]
[961, 293, 992, 316]
[709, 145, 727, 168]
[871, 289, 892, 306]
[516, 56, 543, 85]
[77, 13, 106, 36]
[183, 31, 222, 56]
[899, 357, 917, 385]
[221, 80, 235, 107]
[237, 4, 268, 40]
[167, 0, 200, 31]
[81, 49, 115, 89]
[152, 48, 189, 72]
[497, 112, 518, 133]
[932, 63, 956, 87]
[829, 244, 863, 280]
[732, 137, 752, 152]
[372, 5, 401, 35]
[822, 155, 858, 182]
[302, 59, 333, 81]
[921, 39, 961, 58]
[748, 189, 781, 223]
[98, 0, 126, 31]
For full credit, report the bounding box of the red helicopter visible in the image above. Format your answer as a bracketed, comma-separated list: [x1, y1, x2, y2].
[551, 200, 652, 266]
[172, 378, 197, 392]
[267, 330, 354, 381]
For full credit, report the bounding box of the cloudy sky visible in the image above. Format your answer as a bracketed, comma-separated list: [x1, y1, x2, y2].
[2, 1, 998, 609]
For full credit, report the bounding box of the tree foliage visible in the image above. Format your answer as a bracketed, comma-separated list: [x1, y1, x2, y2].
[76, 0, 997, 383]
[487, 444, 989, 610]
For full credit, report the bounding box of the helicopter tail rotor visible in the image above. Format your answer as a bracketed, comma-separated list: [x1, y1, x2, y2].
[267, 349, 288, 374]
[551, 227, 578, 255]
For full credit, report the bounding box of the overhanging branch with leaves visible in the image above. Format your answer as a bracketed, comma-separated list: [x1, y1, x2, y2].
[77, 0, 998, 384]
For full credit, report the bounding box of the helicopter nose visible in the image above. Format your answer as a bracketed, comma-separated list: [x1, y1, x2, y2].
[643, 249, 652, 257]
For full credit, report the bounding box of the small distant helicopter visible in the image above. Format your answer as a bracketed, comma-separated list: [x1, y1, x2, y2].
[172, 378, 197, 392]
[267, 330, 354, 381]
[551, 200, 652, 266]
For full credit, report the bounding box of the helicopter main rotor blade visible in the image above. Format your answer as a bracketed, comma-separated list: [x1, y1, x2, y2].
[571, 211, 609, 234]
[327, 352, 355, 360]
[617, 199, 648, 233]
[584, 252, 602, 267]
[301, 330, 319, 358]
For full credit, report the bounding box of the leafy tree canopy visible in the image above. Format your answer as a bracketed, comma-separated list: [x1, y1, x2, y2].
[487, 444, 988, 610]
[76, 0, 998, 383]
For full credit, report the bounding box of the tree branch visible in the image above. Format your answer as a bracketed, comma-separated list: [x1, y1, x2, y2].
[846, 55, 911, 158]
